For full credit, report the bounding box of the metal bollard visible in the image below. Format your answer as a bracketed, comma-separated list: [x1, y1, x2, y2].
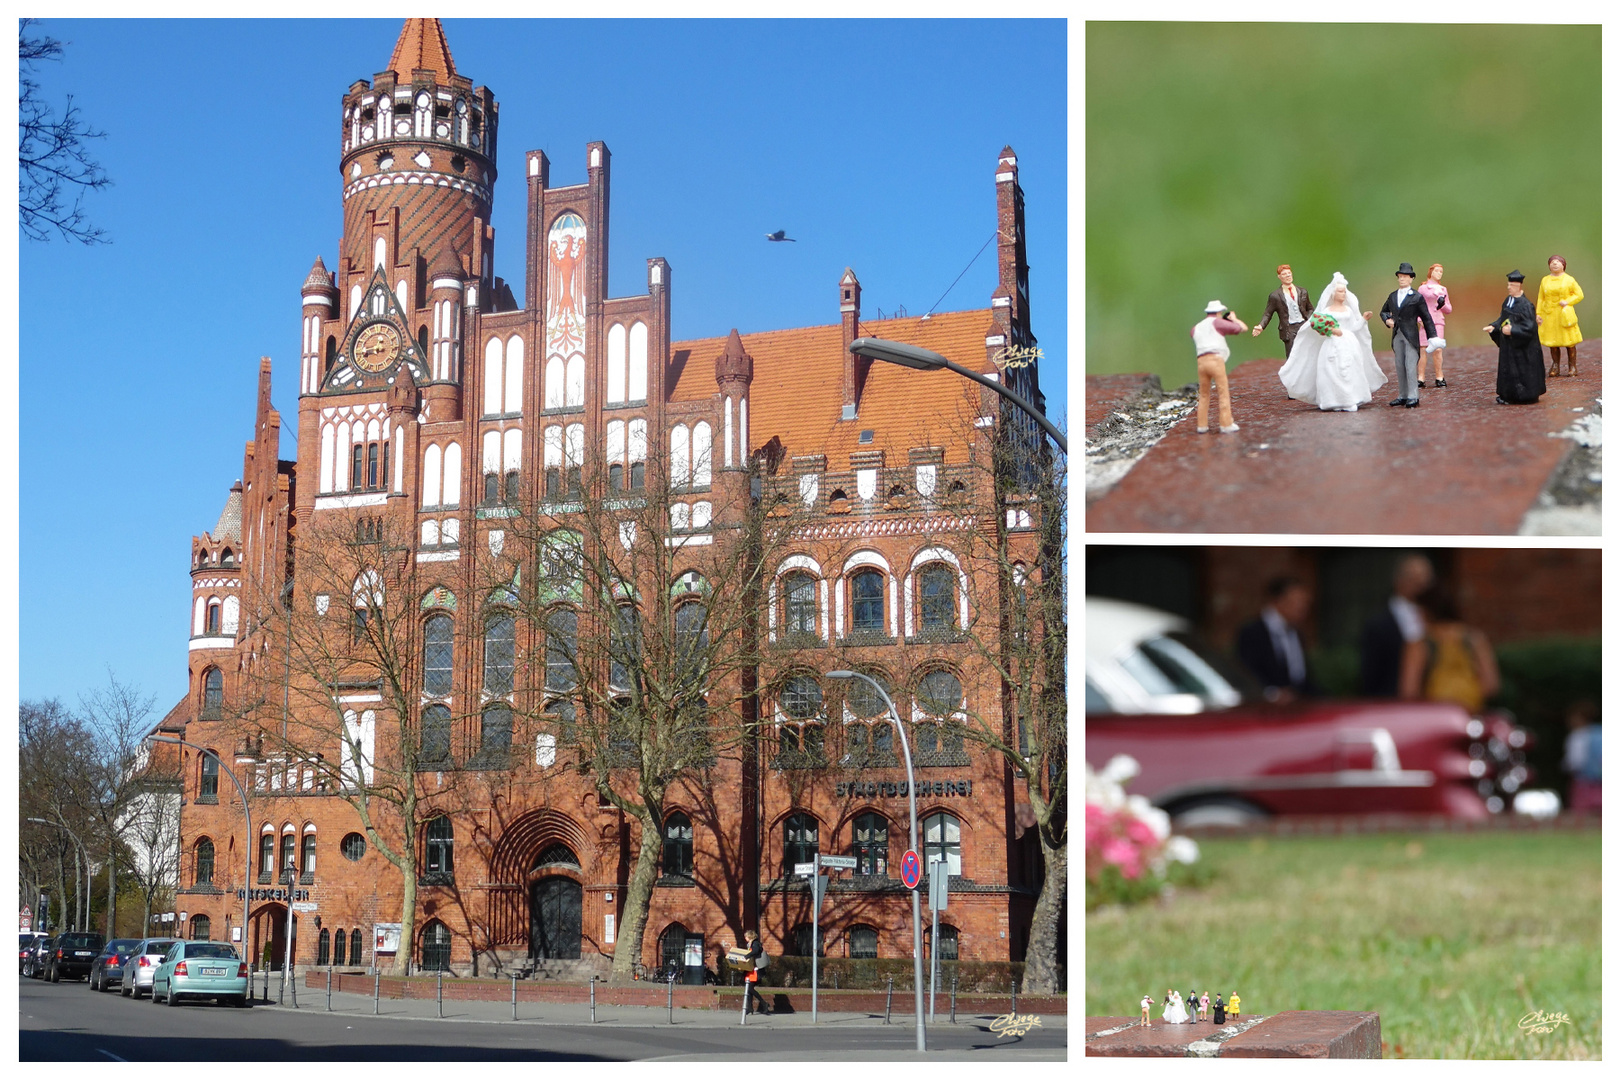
[326, 965, 333, 1011]
[373, 969, 379, 1014]
[290, 966, 297, 1008]
[590, 974, 596, 1023]
[1010, 975, 1018, 1016]
[950, 973, 958, 1024]
[884, 976, 894, 1024]
[667, 970, 675, 1025]
[512, 974, 518, 1021]
[437, 969, 443, 1018]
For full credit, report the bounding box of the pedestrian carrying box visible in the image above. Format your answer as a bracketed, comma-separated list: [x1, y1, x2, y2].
[725, 947, 753, 972]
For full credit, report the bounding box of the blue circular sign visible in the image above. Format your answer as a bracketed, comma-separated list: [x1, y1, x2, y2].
[900, 849, 922, 890]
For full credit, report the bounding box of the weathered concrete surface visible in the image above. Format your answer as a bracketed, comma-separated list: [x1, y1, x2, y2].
[1086, 341, 1601, 534]
[1085, 1011, 1380, 1058]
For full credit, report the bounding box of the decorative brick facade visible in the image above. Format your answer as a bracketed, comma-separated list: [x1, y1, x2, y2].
[173, 20, 1051, 980]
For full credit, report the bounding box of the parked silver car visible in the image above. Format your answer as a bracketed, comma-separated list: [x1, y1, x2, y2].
[120, 938, 179, 998]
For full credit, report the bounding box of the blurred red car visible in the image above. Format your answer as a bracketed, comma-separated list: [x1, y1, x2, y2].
[1086, 598, 1533, 826]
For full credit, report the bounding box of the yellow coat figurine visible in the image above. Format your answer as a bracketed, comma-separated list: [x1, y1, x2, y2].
[1229, 992, 1241, 1018]
[1536, 255, 1584, 377]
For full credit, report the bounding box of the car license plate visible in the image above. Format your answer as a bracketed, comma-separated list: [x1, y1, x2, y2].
[76, 951, 92, 957]
[201, 966, 228, 976]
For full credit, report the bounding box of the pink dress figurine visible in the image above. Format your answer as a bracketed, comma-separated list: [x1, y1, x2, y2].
[1416, 263, 1452, 387]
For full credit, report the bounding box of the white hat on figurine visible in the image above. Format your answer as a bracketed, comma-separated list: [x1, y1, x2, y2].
[1204, 300, 1227, 314]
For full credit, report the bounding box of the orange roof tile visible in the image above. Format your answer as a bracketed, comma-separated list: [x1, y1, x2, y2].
[388, 18, 456, 79]
[670, 308, 994, 467]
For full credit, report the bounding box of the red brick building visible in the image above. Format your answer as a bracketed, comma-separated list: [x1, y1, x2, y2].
[174, 19, 1053, 979]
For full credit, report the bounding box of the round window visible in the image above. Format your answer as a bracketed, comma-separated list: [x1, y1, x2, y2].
[340, 832, 367, 861]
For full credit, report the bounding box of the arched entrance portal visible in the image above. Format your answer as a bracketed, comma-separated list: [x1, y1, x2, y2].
[529, 876, 582, 960]
[248, 904, 296, 971]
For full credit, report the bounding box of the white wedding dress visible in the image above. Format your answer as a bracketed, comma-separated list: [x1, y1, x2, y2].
[1163, 992, 1189, 1024]
[1278, 272, 1387, 411]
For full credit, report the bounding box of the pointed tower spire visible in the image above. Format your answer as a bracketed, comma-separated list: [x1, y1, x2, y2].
[388, 18, 456, 79]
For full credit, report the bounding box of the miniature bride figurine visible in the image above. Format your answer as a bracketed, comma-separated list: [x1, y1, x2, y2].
[1163, 988, 1189, 1025]
[1277, 272, 1384, 411]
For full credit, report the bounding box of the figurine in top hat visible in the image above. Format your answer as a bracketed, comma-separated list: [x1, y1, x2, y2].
[1378, 262, 1438, 407]
[1485, 270, 1547, 404]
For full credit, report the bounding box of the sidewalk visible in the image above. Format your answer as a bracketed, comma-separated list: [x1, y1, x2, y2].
[1086, 341, 1601, 534]
[254, 982, 1069, 1031]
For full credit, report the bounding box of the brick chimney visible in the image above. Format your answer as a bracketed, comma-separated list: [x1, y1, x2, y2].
[839, 267, 864, 420]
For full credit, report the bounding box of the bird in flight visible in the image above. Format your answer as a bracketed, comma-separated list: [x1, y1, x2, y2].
[765, 230, 796, 242]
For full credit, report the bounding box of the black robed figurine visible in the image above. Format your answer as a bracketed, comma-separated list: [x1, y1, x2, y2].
[1486, 270, 1547, 404]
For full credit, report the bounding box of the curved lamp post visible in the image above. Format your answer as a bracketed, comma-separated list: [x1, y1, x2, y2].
[26, 818, 92, 933]
[826, 669, 926, 1052]
[145, 736, 252, 967]
[848, 337, 1066, 454]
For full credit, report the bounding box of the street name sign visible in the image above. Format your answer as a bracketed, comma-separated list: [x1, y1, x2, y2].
[819, 855, 858, 870]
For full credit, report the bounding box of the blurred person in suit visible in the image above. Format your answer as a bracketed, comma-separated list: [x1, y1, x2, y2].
[1236, 576, 1317, 703]
[1361, 554, 1434, 696]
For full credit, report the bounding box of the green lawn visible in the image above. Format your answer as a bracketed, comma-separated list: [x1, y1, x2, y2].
[1086, 831, 1600, 1059]
[1086, 23, 1601, 385]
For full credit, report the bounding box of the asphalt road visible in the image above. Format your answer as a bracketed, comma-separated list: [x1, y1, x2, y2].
[18, 976, 1066, 1061]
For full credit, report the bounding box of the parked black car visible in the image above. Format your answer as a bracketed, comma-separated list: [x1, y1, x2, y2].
[20, 932, 46, 972]
[46, 931, 107, 981]
[24, 937, 56, 979]
[89, 938, 142, 992]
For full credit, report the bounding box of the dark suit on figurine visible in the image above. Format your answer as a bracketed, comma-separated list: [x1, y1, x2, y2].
[1258, 285, 1314, 357]
[1379, 263, 1437, 406]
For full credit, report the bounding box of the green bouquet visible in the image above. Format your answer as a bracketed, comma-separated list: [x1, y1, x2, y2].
[1309, 312, 1338, 336]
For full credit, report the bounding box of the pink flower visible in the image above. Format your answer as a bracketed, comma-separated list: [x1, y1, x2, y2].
[1100, 838, 1143, 879]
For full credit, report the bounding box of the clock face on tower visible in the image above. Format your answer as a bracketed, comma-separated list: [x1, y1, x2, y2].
[354, 321, 402, 373]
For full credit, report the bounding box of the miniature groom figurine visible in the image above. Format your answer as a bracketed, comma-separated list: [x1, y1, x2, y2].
[1379, 261, 1438, 408]
[1253, 263, 1314, 357]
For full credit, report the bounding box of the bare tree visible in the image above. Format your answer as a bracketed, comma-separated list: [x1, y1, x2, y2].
[19, 19, 110, 244]
[80, 672, 167, 938]
[234, 511, 473, 976]
[497, 443, 804, 980]
[19, 699, 101, 931]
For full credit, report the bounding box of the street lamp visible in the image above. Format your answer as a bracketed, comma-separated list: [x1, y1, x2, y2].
[826, 669, 926, 1053]
[26, 818, 92, 933]
[145, 736, 252, 976]
[848, 337, 1066, 454]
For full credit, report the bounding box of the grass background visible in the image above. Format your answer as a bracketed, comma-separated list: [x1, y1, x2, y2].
[1086, 832, 1600, 1059]
[1086, 23, 1601, 384]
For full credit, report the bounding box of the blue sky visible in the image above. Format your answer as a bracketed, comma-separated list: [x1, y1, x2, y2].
[18, 18, 1068, 710]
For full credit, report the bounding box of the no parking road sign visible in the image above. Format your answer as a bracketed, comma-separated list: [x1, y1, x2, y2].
[900, 848, 922, 890]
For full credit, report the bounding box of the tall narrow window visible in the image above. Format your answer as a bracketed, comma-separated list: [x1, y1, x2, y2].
[674, 602, 708, 687]
[279, 832, 297, 877]
[420, 921, 452, 972]
[199, 753, 219, 799]
[852, 812, 888, 877]
[352, 444, 365, 489]
[301, 833, 318, 878]
[783, 572, 817, 635]
[545, 609, 577, 691]
[922, 812, 962, 878]
[419, 704, 452, 766]
[610, 605, 638, 690]
[483, 614, 515, 695]
[367, 443, 379, 489]
[478, 704, 512, 763]
[350, 928, 364, 966]
[202, 668, 224, 717]
[422, 614, 453, 697]
[783, 812, 818, 871]
[851, 570, 884, 632]
[258, 833, 275, 882]
[424, 817, 454, 881]
[662, 811, 694, 877]
[334, 930, 346, 968]
[917, 564, 956, 631]
[194, 839, 215, 886]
